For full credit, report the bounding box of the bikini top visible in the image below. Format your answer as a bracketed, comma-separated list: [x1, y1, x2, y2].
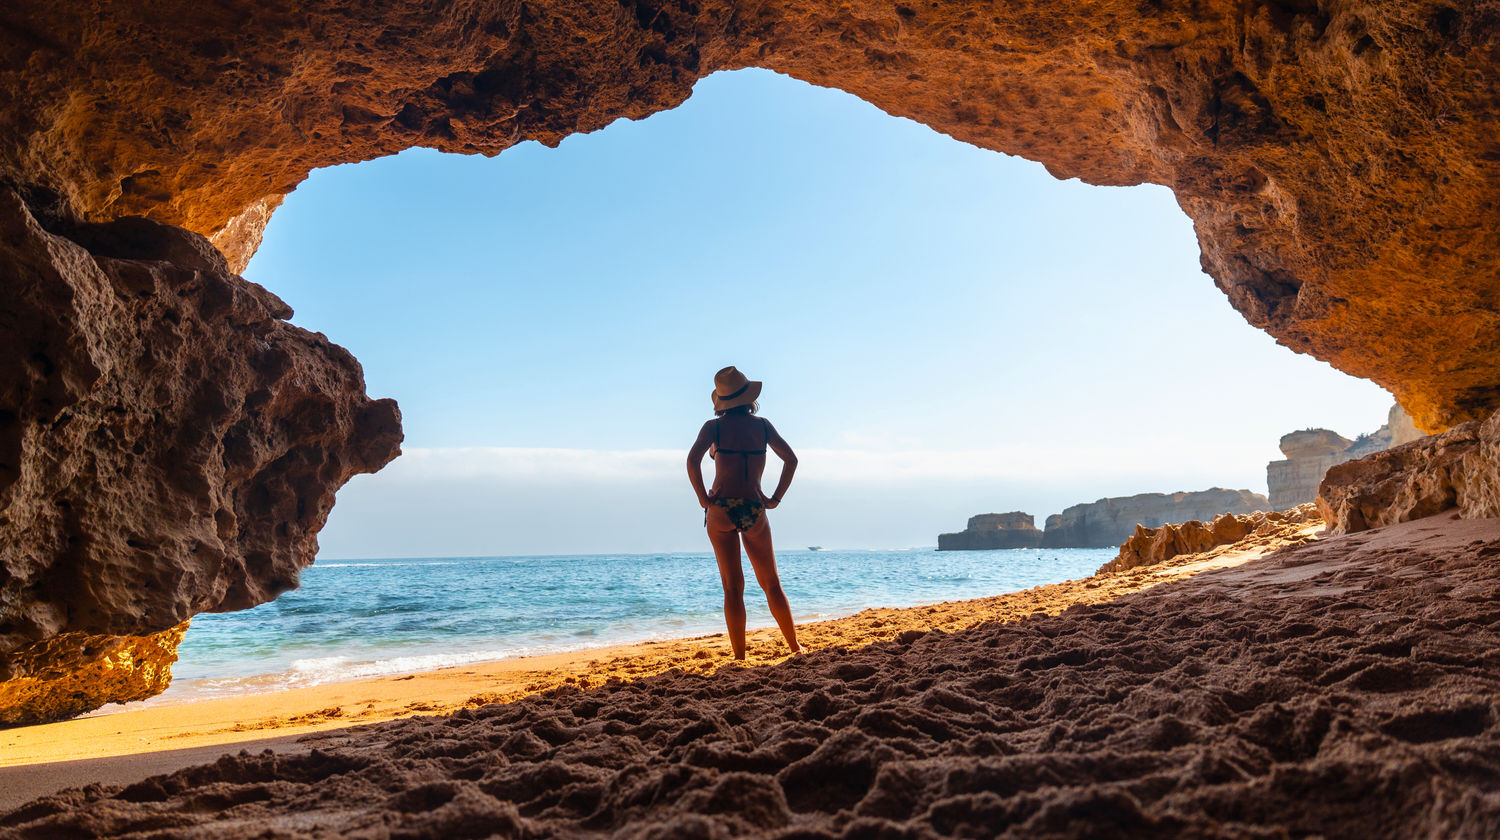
[713, 416, 768, 479]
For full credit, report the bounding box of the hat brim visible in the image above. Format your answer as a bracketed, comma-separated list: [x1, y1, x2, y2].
[712, 380, 762, 410]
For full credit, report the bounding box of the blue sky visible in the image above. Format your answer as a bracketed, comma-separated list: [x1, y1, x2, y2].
[245, 69, 1393, 556]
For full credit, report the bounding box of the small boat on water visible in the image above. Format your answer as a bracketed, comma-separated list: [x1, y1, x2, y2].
[808, 546, 823, 551]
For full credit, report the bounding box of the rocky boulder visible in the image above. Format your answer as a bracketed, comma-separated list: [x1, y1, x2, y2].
[1102, 504, 1320, 574]
[0, 624, 188, 726]
[1317, 406, 1500, 534]
[0, 189, 402, 722]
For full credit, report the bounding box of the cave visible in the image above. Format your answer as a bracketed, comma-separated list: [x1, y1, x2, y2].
[3, 0, 1500, 831]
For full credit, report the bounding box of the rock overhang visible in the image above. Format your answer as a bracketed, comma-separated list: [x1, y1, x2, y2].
[5, 0, 1497, 428]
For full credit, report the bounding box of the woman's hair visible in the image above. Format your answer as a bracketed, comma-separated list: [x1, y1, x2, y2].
[714, 402, 759, 417]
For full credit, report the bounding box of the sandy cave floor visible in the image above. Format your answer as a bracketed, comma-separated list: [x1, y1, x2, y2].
[3, 514, 1500, 838]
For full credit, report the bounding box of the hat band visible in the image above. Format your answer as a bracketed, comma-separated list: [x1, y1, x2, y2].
[717, 383, 750, 401]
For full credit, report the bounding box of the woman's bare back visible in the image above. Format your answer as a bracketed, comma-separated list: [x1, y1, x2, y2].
[709, 414, 771, 500]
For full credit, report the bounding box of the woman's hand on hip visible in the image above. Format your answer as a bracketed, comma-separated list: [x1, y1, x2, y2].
[763, 496, 780, 509]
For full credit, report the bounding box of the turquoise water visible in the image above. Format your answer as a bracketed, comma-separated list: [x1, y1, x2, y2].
[160, 548, 1113, 701]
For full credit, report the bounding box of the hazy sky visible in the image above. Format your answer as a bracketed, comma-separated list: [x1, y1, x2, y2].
[244, 69, 1394, 557]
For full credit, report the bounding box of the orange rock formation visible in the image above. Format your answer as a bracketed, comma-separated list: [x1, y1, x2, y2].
[1103, 504, 1320, 574]
[3, 1, 1498, 429]
[0, 624, 188, 726]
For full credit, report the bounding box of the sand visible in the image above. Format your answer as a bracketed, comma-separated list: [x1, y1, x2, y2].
[8, 515, 1499, 836]
[1, 535, 1285, 798]
[0, 531, 1302, 811]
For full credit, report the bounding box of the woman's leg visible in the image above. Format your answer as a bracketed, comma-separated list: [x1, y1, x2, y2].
[705, 506, 748, 658]
[742, 514, 802, 654]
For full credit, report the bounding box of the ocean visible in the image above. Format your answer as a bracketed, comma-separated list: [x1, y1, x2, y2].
[155, 547, 1115, 703]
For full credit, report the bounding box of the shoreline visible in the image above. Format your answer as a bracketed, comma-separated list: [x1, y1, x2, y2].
[129, 598, 991, 711]
[141, 546, 1108, 709]
[0, 527, 1315, 810]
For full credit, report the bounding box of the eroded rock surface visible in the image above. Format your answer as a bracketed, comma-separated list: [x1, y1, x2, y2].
[1041, 488, 1268, 548]
[0, 188, 401, 718]
[0, 624, 187, 726]
[1102, 503, 1320, 574]
[1318, 405, 1500, 534]
[0, 1, 1498, 427]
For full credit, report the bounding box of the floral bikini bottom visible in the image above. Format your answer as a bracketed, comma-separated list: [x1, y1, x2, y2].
[709, 497, 764, 532]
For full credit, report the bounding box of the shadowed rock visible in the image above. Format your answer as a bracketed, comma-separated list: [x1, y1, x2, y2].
[0, 189, 401, 721]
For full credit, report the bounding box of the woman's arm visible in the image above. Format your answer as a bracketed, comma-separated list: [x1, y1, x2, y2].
[686, 420, 715, 508]
[763, 420, 797, 508]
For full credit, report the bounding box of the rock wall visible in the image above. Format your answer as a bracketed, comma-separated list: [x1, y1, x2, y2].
[1317, 405, 1500, 534]
[1041, 488, 1268, 549]
[1267, 403, 1424, 508]
[0, 188, 402, 719]
[1101, 504, 1320, 574]
[938, 512, 1043, 551]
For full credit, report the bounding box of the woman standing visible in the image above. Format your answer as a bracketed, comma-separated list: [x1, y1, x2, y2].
[686, 366, 802, 659]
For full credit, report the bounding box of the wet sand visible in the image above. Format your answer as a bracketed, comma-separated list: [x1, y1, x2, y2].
[12, 515, 1499, 836]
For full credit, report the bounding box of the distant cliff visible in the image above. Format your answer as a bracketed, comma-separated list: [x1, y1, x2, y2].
[938, 512, 1044, 550]
[1267, 403, 1425, 509]
[1040, 488, 1268, 548]
[938, 489, 1268, 551]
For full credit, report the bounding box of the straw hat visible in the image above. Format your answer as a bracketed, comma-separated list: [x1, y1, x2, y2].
[711, 366, 762, 411]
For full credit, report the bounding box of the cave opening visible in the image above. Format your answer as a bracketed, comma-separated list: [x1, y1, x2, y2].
[7, 4, 1500, 827]
[141, 68, 1393, 703]
[240, 68, 1392, 559]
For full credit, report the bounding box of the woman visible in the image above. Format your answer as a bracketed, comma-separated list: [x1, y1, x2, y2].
[686, 366, 802, 659]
